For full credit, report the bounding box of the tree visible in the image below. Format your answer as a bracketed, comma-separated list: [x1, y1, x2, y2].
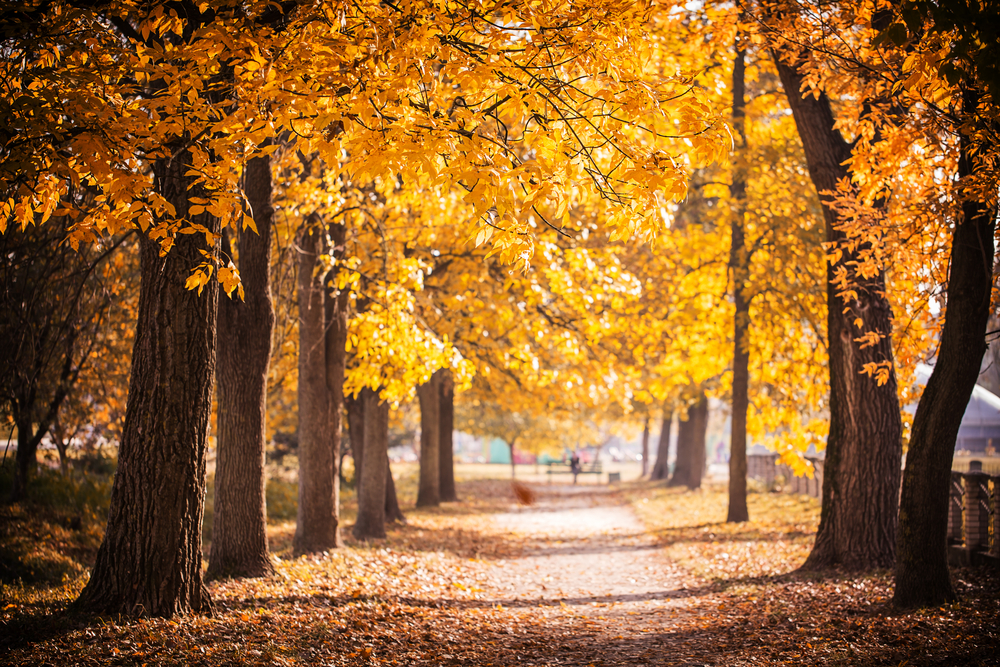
[346, 392, 406, 525]
[727, 39, 751, 523]
[896, 106, 996, 605]
[208, 153, 276, 580]
[771, 44, 903, 573]
[416, 371, 442, 507]
[649, 412, 673, 481]
[74, 143, 220, 615]
[669, 393, 708, 490]
[354, 388, 389, 540]
[294, 220, 341, 554]
[438, 370, 458, 502]
[872, 0, 1000, 607]
[0, 221, 126, 501]
[640, 416, 651, 478]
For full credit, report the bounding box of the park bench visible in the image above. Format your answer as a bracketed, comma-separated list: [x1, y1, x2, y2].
[546, 461, 603, 483]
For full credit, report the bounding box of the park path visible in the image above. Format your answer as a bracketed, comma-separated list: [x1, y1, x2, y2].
[463, 483, 714, 666]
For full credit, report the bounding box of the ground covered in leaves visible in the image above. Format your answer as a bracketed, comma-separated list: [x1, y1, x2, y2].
[2, 470, 999, 666]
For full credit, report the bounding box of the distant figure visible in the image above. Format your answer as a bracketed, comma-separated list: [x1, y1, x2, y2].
[570, 452, 581, 485]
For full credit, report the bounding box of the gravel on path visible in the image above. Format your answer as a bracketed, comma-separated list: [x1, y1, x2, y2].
[469, 483, 712, 666]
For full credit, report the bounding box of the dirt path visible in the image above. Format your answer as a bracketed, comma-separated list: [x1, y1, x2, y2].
[466, 483, 711, 666]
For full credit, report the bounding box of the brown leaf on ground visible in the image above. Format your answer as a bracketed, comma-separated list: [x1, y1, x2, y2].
[511, 481, 536, 506]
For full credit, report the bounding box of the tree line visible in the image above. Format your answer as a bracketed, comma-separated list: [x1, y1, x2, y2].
[1, 0, 997, 617]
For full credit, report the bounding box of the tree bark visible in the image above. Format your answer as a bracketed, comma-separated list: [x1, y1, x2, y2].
[293, 221, 337, 554]
[346, 392, 403, 522]
[438, 369, 458, 502]
[641, 417, 650, 478]
[346, 392, 364, 486]
[74, 144, 217, 616]
[416, 371, 442, 507]
[10, 419, 39, 503]
[895, 87, 997, 607]
[354, 388, 388, 539]
[384, 453, 406, 523]
[774, 52, 903, 571]
[728, 43, 750, 523]
[670, 394, 707, 490]
[650, 411, 673, 481]
[208, 153, 275, 580]
[324, 221, 349, 548]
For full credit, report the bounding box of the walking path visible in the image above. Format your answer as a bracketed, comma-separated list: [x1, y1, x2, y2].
[467, 484, 711, 666]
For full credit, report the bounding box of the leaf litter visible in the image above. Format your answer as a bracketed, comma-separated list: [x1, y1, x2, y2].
[2, 478, 998, 666]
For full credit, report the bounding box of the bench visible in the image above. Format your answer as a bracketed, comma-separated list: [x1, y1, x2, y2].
[546, 461, 603, 483]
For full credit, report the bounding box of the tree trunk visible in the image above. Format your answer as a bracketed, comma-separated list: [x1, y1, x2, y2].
[10, 419, 38, 503]
[208, 153, 276, 580]
[354, 388, 388, 539]
[693, 396, 708, 486]
[728, 44, 750, 523]
[509, 441, 516, 480]
[650, 411, 672, 481]
[670, 394, 707, 490]
[324, 221, 349, 547]
[416, 371, 442, 507]
[669, 409, 693, 488]
[9, 342, 74, 502]
[895, 88, 996, 607]
[641, 417, 650, 478]
[438, 369, 458, 502]
[774, 53, 903, 571]
[346, 392, 364, 486]
[294, 221, 337, 554]
[384, 453, 406, 523]
[347, 392, 402, 522]
[52, 417, 71, 478]
[74, 144, 217, 616]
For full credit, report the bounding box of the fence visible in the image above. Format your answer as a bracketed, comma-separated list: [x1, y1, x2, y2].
[947, 466, 1000, 566]
[747, 454, 999, 566]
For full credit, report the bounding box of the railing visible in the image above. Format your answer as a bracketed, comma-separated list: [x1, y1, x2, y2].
[747, 454, 999, 565]
[946, 468, 999, 566]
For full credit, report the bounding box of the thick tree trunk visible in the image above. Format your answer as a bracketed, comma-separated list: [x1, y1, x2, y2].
[641, 417, 650, 478]
[346, 392, 402, 522]
[354, 388, 388, 539]
[895, 90, 996, 607]
[650, 412, 672, 481]
[670, 394, 707, 490]
[208, 154, 275, 580]
[416, 371, 442, 507]
[774, 53, 903, 571]
[74, 145, 217, 616]
[324, 221, 349, 547]
[294, 222, 337, 554]
[438, 370, 458, 502]
[728, 44, 750, 523]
